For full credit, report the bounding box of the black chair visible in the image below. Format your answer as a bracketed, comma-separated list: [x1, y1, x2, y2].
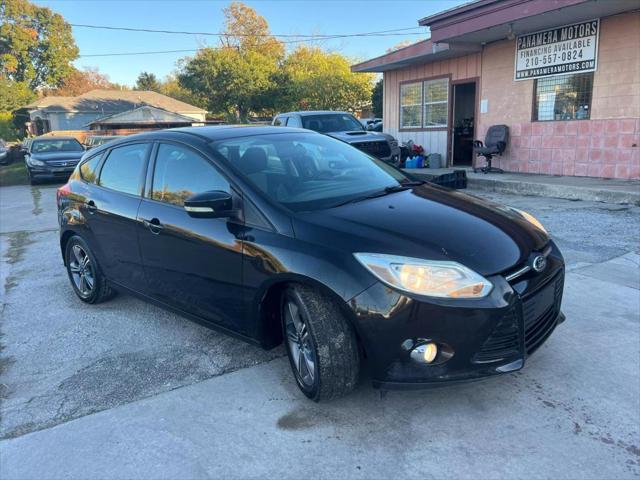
[473, 125, 509, 174]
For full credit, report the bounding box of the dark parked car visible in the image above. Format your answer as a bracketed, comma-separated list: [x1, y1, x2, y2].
[57, 126, 565, 401]
[272, 111, 400, 164]
[24, 136, 85, 184]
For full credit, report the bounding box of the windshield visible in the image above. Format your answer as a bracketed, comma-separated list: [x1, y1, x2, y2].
[301, 114, 364, 133]
[210, 132, 411, 212]
[31, 139, 83, 153]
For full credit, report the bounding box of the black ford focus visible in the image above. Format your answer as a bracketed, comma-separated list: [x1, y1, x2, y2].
[57, 126, 565, 401]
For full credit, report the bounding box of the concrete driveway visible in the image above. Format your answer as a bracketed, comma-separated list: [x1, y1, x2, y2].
[1, 183, 638, 479]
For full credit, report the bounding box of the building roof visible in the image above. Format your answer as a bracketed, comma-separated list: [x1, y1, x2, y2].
[86, 105, 200, 127]
[352, 0, 636, 73]
[26, 89, 206, 114]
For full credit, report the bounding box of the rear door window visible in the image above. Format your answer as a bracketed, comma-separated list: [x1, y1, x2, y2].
[99, 143, 150, 195]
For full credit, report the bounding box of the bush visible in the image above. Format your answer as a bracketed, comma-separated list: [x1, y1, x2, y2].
[0, 112, 19, 141]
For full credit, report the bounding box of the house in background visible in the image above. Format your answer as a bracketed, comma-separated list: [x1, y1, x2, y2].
[352, 0, 639, 179]
[25, 89, 207, 135]
[85, 105, 204, 131]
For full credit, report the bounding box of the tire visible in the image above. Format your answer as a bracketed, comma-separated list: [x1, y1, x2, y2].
[65, 235, 116, 304]
[282, 284, 360, 401]
[27, 169, 38, 185]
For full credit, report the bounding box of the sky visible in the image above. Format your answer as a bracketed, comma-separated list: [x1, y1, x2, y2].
[34, 0, 469, 86]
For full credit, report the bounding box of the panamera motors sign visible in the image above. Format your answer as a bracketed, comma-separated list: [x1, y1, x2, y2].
[514, 19, 599, 81]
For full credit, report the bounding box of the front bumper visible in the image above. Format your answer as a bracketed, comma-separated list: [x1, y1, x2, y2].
[348, 241, 565, 389]
[27, 164, 76, 180]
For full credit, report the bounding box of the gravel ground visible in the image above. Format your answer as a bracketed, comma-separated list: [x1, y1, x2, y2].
[0, 184, 638, 479]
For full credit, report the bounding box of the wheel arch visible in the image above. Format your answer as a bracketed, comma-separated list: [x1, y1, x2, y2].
[253, 273, 367, 356]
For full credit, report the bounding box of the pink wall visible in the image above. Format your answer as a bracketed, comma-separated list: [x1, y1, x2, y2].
[477, 12, 640, 179]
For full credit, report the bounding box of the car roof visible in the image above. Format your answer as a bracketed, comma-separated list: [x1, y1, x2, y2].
[32, 136, 80, 141]
[84, 125, 313, 156]
[277, 111, 351, 117]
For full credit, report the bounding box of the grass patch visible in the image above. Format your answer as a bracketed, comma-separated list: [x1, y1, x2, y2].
[0, 162, 28, 187]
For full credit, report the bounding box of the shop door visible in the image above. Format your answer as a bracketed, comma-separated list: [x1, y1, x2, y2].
[450, 82, 477, 167]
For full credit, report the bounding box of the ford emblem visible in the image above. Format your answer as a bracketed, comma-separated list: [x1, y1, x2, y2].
[532, 255, 547, 272]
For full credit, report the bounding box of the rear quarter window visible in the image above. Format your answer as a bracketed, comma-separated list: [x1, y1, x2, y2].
[99, 143, 150, 196]
[79, 154, 103, 184]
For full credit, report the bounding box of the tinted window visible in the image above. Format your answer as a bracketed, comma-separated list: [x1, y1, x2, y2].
[301, 114, 363, 133]
[287, 116, 302, 128]
[211, 132, 408, 212]
[152, 143, 229, 207]
[79, 154, 102, 183]
[31, 139, 84, 153]
[99, 143, 149, 195]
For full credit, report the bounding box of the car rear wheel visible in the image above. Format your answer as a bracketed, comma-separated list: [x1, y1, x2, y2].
[282, 285, 360, 401]
[65, 235, 116, 304]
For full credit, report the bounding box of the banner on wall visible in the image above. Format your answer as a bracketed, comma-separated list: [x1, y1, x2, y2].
[514, 19, 599, 81]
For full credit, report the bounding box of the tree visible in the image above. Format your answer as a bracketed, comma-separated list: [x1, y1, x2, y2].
[47, 67, 115, 96]
[220, 2, 284, 59]
[278, 46, 374, 112]
[386, 40, 415, 53]
[371, 78, 383, 117]
[0, 76, 36, 111]
[159, 75, 206, 108]
[135, 71, 161, 91]
[178, 2, 283, 121]
[0, 0, 79, 89]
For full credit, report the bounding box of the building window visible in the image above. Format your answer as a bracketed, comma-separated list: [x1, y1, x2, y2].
[400, 82, 422, 128]
[400, 78, 449, 129]
[423, 78, 449, 128]
[534, 72, 593, 121]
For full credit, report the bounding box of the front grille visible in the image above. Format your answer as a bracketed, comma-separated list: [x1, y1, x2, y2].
[523, 273, 564, 355]
[46, 159, 78, 167]
[473, 308, 520, 363]
[353, 141, 391, 158]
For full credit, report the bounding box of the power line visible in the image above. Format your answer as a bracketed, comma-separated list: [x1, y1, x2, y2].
[70, 23, 426, 38]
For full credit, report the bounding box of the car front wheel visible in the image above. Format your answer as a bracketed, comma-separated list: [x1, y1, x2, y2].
[65, 235, 116, 304]
[282, 285, 360, 401]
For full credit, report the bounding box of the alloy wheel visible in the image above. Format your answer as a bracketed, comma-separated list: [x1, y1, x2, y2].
[284, 299, 316, 387]
[68, 244, 95, 296]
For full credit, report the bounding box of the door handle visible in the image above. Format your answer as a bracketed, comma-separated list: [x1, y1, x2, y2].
[143, 217, 164, 234]
[86, 200, 97, 214]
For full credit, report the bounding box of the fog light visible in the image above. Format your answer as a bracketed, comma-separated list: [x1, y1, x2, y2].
[411, 342, 438, 364]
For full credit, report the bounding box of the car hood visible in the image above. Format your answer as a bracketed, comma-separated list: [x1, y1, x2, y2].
[325, 131, 388, 143]
[294, 185, 549, 276]
[30, 151, 84, 162]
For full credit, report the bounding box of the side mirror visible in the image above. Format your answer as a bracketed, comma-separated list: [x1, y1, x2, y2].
[184, 190, 235, 218]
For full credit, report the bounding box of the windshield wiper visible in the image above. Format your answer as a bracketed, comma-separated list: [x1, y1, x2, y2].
[332, 181, 424, 208]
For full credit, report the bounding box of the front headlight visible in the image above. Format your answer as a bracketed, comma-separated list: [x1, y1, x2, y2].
[26, 156, 46, 167]
[512, 208, 547, 234]
[354, 253, 493, 299]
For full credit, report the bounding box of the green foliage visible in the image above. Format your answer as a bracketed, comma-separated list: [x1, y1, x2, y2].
[0, 161, 28, 186]
[158, 75, 206, 109]
[178, 3, 282, 121]
[135, 71, 161, 92]
[372, 79, 383, 118]
[0, 76, 36, 111]
[179, 47, 277, 121]
[277, 46, 374, 112]
[0, 0, 79, 89]
[0, 111, 20, 140]
[177, 3, 373, 119]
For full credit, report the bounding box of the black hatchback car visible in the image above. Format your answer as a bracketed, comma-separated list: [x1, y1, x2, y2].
[58, 126, 565, 401]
